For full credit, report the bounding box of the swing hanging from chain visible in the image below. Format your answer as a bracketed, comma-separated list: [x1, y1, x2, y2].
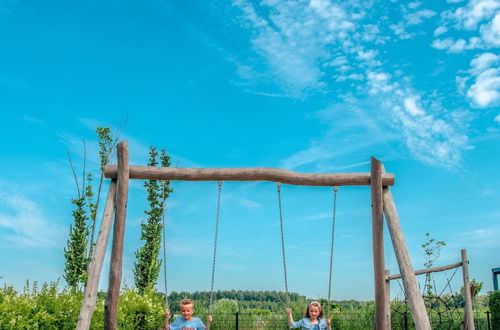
[276, 183, 339, 311]
[209, 180, 223, 311]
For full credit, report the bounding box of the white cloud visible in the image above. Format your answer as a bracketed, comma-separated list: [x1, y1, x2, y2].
[233, 0, 357, 96]
[434, 26, 448, 36]
[233, 0, 471, 170]
[392, 96, 468, 168]
[22, 116, 43, 124]
[452, 0, 499, 29]
[480, 12, 500, 46]
[356, 49, 378, 61]
[405, 9, 436, 25]
[432, 37, 475, 52]
[466, 52, 500, 107]
[366, 72, 469, 169]
[404, 97, 426, 116]
[0, 182, 65, 249]
[366, 71, 398, 94]
[495, 113, 500, 123]
[239, 197, 262, 208]
[437, 0, 500, 49]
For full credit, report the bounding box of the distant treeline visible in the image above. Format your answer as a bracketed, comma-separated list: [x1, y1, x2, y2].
[165, 290, 376, 312]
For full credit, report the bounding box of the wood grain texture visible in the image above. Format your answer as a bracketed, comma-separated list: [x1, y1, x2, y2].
[77, 180, 117, 330]
[104, 165, 395, 186]
[383, 187, 431, 330]
[104, 142, 130, 330]
[461, 249, 475, 330]
[371, 157, 389, 330]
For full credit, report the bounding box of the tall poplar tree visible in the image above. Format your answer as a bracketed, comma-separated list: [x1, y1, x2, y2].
[134, 147, 173, 293]
[64, 174, 93, 288]
[63, 126, 120, 289]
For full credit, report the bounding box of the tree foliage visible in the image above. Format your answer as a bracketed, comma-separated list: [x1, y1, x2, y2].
[63, 175, 93, 288]
[134, 147, 173, 293]
[490, 290, 500, 329]
[421, 232, 446, 297]
[64, 126, 119, 288]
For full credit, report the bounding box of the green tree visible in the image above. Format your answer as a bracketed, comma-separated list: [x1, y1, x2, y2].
[421, 232, 446, 297]
[63, 174, 93, 288]
[64, 126, 121, 288]
[134, 147, 173, 293]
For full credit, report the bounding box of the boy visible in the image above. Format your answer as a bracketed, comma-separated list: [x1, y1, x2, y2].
[164, 299, 212, 330]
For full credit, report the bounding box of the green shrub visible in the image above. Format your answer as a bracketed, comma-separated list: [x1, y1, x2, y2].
[0, 283, 166, 329]
[490, 290, 500, 329]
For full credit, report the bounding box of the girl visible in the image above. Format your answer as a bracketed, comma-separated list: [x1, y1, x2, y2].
[286, 301, 331, 330]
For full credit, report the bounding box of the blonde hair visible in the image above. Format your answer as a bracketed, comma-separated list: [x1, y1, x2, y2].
[180, 299, 194, 308]
[305, 301, 323, 318]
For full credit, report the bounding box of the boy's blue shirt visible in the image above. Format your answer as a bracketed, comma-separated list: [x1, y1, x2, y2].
[289, 317, 328, 329]
[169, 316, 206, 330]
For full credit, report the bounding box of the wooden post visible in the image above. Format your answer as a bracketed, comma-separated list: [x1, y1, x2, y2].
[385, 269, 391, 329]
[383, 187, 431, 330]
[104, 141, 130, 329]
[371, 157, 389, 329]
[461, 249, 475, 330]
[77, 180, 117, 330]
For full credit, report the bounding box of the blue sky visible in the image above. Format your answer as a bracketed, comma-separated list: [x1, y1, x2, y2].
[0, 0, 499, 301]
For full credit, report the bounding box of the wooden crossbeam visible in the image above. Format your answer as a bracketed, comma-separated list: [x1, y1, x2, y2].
[104, 165, 395, 187]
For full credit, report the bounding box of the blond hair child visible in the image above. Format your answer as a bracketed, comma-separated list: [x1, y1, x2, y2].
[164, 299, 212, 330]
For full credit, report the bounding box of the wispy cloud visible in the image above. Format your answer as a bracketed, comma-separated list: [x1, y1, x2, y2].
[232, 0, 472, 170]
[22, 116, 43, 124]
[0, 180, 65, 249]
[239, 197, 262, 209]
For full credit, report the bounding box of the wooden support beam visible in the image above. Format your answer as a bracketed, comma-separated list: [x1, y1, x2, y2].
[77, 180, 117, 330]
[371, 157, 389, 330]
[103, 165, 395, 187]
[104, 142, 130, 330]
[387, 261, 463, 281]
[461, 249, 475, 330]
[383, 187, 431, 330]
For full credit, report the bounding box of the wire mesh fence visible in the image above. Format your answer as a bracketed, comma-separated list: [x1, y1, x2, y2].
[191, 310, 494, 329]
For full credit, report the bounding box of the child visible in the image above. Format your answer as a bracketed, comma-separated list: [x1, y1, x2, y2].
[164, 299, 212, 330]
[286, 301, 331, 330]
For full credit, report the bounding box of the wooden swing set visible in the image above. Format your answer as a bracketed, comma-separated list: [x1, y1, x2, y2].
[75, 140, 474, 330]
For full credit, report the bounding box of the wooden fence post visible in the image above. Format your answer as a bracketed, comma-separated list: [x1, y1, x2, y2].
[461, 249, 475, 330]
[383, 187, 431, 330]
[77, 180, 117, 329]
[104, 141, 130, 329]
[371, 157, 389, 329]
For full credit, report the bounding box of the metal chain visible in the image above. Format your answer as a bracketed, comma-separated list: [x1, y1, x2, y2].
[209, 180, 222, 311]
[327, 186, 338, 316]
[161, 180, 169, 308]
[277, 183, 290, 305]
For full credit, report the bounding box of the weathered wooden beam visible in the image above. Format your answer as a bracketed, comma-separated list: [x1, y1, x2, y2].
[104, 142, 130, 330]
[103, 165, 395, 187]
[387, 261, 463, 281]
[385, 269, 391, 329]
[371, 157, 389, 330]
[383, 187, 431, 330]
[77, 180, 117, 330]
[461, 249, 475, 330]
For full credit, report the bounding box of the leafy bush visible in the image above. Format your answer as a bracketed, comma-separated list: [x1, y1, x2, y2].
[490, 290, 500, 329]
[0, 283, 164, 330]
